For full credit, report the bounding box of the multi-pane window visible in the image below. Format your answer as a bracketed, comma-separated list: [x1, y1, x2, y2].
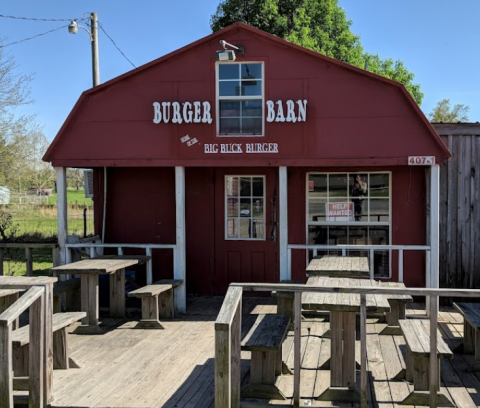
[307, 173, 391, 277]
[226, 176, 265, 240]
[217, 63, 263, 136]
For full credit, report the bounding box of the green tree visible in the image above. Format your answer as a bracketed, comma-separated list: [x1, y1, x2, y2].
[211, 0, 423, 104]
[428, 99, 470, 123]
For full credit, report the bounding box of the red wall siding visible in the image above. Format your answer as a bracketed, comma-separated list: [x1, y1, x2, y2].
[96, 167, 176, 285]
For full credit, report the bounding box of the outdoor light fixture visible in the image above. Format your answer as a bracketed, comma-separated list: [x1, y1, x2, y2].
[68, 20, 79, 35]
[216, 40, 244, 62]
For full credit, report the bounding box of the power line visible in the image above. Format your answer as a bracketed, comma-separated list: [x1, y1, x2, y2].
[0, 24, 70, 48]
[0, 14, 82, 22]
[98, 22, 137, 69]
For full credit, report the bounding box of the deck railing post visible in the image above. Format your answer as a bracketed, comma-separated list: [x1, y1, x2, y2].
[369, 249, 374, 279]
[29, 292, 45, 408]
[398, 249, 404, 283]
[0, 324, 13, 407]
[429, 294, 439, 407]
[293, 291, 301, 408]
[146, 247, 152, 285]
[360, 294, 367, 408]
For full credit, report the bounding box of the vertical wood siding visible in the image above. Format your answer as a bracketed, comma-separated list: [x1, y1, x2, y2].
[438, 129, 480, 289]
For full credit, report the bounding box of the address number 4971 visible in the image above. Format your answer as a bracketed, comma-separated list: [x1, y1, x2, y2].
[408, 156, 435, 166]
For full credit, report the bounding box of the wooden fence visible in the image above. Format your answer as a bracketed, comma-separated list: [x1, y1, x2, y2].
[433, 124, 480, 289]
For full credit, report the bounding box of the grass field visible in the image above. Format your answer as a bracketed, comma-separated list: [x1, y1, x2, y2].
[1, 189, 94, 276]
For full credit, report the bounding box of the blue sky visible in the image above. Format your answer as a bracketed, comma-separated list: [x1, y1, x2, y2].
[1, 0, 479, 142]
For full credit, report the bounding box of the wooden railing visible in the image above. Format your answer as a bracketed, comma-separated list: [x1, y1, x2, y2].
[215, 282, 480, 408]
[0, 243, 59, 276]
[0, 286, 45, 408]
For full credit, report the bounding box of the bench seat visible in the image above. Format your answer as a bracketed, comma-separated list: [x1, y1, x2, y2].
[453, 302, 480, 370]
[128, 279, 183, 328]
[399, 319, 454, 407]
[13, 311, 86, 376]
[240, 314, 290, 400]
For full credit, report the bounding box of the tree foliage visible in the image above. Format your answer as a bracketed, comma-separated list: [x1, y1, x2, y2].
[0, 42, 55, 191]
[428, 99, 470, 123]
[211, 0, 423, 104]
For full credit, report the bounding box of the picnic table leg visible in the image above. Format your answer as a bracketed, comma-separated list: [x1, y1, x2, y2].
[317, 311, 359, 402]
[76, 275, 103, 334]
[110, 268, 125, 318]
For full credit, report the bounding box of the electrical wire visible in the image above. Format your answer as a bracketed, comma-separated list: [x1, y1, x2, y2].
[0, 24, 70, 48]
[0, 14, 82, 22]
[98, 22, 136, 68]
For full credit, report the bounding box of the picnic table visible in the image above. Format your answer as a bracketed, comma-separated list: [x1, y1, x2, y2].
[51, 258, 140, 333]
[379, 281, 413, 335]
[306, 256, 370, 277]
[303, 276, 390, 402]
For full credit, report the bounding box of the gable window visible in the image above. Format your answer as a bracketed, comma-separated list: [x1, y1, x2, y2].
[217, 63, 263, 136]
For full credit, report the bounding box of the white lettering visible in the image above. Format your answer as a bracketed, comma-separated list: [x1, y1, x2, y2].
[286, 100, 297, 123]
[266, 100, 275, 122]
[161, 102, 171, 123]
[275, 100, 285, 122]
[193, 101, 202, 123]
[180, 135, 190, 143]
[202, 101, 213, 124]
[245, 143, 279, 153]
[204, 143, 218, 153]
[153, 102, 162, 124]
[220, 143, 243, 153]
[186, 137, 198, 147]
[297, 99, 307, 122]
[183, 102, 193, 123]
[172, 102, 182, 124]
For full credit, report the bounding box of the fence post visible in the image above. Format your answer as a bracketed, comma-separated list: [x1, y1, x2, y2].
[0, 248, 4, 276]
[26, 247, 33, 277]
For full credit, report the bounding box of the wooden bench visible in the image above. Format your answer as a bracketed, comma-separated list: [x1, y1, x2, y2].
[399, 319, 454, 407]
[53, 277, 81, 313]
[240, 314, 290, 400]
[13, 311, 86, 376]
[379, 281, 413, 335]
[453, 302, 480, 370]
[127, 279, 182, 328]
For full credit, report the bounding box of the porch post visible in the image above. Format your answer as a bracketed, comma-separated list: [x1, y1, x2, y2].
[175, 166, 186, 313]
[279, 167, 289, 281]
[56, 167, 68, 265]
[429, 165, 440, 308]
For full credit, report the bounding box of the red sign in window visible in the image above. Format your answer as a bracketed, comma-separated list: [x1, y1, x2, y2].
[326, 202, 354, 222]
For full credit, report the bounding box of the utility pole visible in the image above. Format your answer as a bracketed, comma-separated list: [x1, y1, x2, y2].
[90, 12, 100, 87]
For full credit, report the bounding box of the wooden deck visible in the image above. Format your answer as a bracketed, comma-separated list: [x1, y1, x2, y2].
[44, 296, 480, 408]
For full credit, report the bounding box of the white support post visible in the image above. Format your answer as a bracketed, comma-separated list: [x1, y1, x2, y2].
[175, 166, 186, 313]
[56, 167, 68, 265]
[279, 167, 289, 281]
[145, 247, 152, 285]
[429, 165, 440, 312]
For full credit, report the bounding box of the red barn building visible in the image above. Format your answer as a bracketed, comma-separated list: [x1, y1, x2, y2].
[43, 23, 450, 311]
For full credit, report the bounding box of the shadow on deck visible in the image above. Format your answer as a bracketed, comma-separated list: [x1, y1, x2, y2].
[47, 298, 480, 408]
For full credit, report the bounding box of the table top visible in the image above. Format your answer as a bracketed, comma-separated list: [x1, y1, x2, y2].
[94, 255, 151, 265]
[302, 277, 391, 313]
[0, 276, 57, 288]
[51, 258, 140, 275]
[306, 256, 370, 277]
[0, 288, 24, 297]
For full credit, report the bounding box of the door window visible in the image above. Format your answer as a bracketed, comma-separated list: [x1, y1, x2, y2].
[225, 175, 265, 240]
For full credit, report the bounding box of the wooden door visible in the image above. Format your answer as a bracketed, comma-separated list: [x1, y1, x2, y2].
[214, 168, 279, 294]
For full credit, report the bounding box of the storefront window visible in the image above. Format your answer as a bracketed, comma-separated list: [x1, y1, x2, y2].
[307, 173, 391, 277]
[217, 63, 263, 136]
[226, 176, 265, 240]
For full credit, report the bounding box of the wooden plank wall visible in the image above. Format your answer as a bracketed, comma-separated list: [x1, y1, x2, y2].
[434, 124, 480, 290]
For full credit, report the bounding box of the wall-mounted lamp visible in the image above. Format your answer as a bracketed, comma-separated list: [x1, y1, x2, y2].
[216, 40, 244, 62]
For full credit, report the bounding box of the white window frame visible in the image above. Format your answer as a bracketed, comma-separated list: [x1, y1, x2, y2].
[305, 171, 392, 278]
[216, 62, 265, 137]
[225, 175, 266, 241]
